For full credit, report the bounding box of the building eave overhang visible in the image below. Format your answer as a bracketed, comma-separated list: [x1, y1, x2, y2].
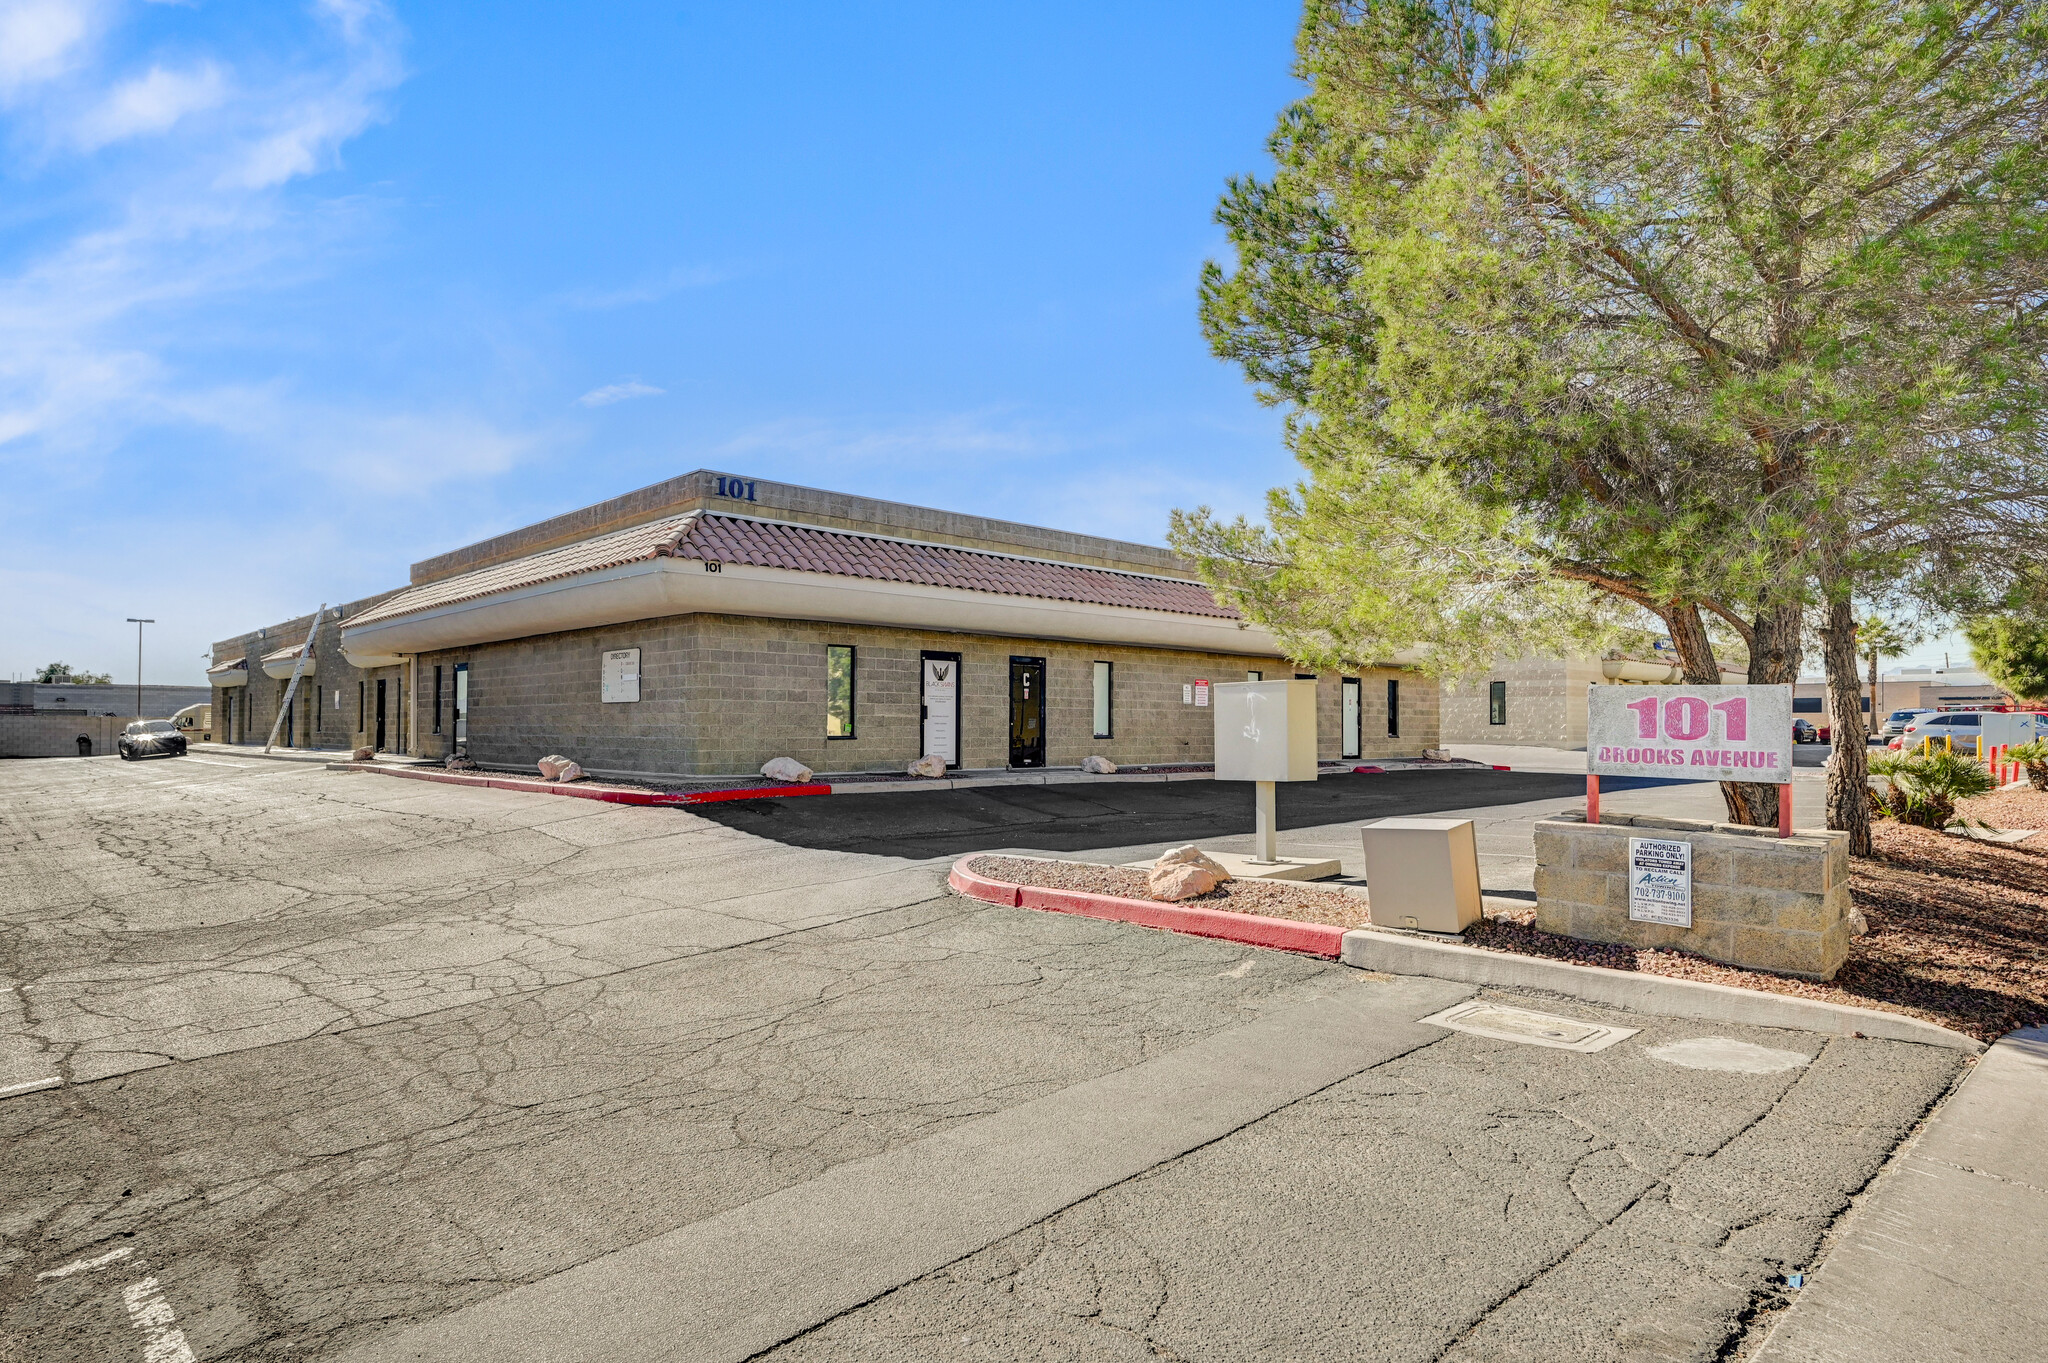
[338, 558, 1284, 658]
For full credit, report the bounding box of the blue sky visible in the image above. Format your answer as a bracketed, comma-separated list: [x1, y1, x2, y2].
[0, 0, 1969, 687]
[0, 0, 1308, 684]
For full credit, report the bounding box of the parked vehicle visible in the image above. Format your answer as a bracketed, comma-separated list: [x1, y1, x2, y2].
[1793, 719, 1821, 744]
[118, 719, 187, 761]
[1879, 708, 1937, 739]
[1891, 709, 2048, 752]
[172, 703, 211, 740]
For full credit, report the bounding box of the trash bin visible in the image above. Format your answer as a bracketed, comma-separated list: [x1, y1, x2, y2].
[1360, 817, 1483, 933]
[76, 734, 93, 757]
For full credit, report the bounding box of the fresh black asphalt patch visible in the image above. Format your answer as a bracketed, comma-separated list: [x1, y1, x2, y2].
[691, 770, 1695, 859]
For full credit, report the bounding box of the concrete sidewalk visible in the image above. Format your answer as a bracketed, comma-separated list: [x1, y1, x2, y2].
[1752, 1024, 2048, 1362]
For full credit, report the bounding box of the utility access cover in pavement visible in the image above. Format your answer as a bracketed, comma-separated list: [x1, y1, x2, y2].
[1419, 998, 1640, 1052]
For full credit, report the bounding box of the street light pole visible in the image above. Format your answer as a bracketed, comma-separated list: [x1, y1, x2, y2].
[126, 618, 153, 717]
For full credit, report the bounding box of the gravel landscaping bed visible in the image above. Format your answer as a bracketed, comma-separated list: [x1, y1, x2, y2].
[1955, 784, 2048, 843]
[1467, 820, 2048, 1043]
[967, 855, 1372, 930]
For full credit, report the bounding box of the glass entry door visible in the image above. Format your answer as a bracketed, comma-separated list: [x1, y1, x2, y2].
[1008, 657, 1046, 768]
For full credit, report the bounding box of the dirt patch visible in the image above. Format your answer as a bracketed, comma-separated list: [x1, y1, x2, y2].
[968, 855, 1372, 930]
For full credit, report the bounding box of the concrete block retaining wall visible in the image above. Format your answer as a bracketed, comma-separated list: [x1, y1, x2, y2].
[1534, 812, 1852, 980]
[0, 713, 137, 758]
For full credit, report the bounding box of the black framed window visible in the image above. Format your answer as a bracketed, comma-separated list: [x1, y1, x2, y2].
[1489, 680, 1507, 726]
[433, 665, 443, 733]
[357, 681, 365, 732]
[826, 645, 856, 738]
[1091, 661, 1113, 739]
[1245, 670, 1262, 681]
[1387, 679, 1401, 737]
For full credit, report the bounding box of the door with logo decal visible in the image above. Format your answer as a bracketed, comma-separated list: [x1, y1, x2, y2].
[1009, 656, 1046, 768]
[920, 652, 961, 769]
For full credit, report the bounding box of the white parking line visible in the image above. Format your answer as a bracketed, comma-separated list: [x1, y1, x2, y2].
[122, 1277, 196, 1363]
[178, 757, 251, 768]
[0, 1076, 63, 1100]
[37, 1246, 133, 1280]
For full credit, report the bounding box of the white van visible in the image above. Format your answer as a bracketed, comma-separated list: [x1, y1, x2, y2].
[172, 703, 212, 741]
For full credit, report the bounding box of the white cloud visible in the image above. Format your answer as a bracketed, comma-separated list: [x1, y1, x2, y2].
[577, 380, 664, 407]
[0, 0, 102, 98]
[70, 62, 226, 150]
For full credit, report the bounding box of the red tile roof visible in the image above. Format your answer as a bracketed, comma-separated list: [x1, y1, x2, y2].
[349, 513, 1234, 627]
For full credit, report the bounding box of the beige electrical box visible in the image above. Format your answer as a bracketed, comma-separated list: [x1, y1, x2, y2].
[1211, 679, 1319, 783]
[1360, 817, 1483, 933]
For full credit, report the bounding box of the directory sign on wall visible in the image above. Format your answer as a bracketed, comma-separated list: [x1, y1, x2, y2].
[921, 655, 958, 765]
[601, 648, 641, 703]
[1588, 684, 1792, 780]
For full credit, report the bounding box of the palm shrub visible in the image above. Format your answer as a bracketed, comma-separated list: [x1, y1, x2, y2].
[1869, 751, 1998, 829]
[2005, 739, 2048, 793]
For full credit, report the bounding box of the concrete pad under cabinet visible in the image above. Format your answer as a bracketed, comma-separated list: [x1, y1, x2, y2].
[1117, 852, 1344, 882]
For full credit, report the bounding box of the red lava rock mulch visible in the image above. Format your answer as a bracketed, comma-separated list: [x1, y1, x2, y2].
[1468, 819, 2048, 1043]
[967, 855, 1372, 931]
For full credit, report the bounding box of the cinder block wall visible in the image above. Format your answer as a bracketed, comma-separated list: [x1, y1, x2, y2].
[1441, 657, 1607, 747]
[1533, 813, 1852, 980]
[0, 713, 135, 757]
[415, 613, 1439, 777]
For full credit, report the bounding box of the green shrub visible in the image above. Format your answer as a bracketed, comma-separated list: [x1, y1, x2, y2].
[2006, 739, 2048, 792]
[1870, 750, 1998, 828]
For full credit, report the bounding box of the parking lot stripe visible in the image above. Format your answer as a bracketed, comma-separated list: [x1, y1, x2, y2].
[36, 1247, 133, 1280]
[0, 1077, 62, 1100]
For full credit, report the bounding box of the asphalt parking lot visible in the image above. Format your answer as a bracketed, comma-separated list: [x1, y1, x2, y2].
[0, 755, 1952, 1362]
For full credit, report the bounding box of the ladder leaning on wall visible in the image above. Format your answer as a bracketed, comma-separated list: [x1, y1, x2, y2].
[263, 605, 326, 754]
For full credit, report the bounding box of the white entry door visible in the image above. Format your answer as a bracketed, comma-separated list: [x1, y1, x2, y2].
[921, 653, 959, 767]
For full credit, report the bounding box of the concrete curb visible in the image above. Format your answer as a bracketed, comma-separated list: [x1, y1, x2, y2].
[1338, 928, 1983, 1053]
[949, 858, 1347, 958]
[326, 762, 832, 807]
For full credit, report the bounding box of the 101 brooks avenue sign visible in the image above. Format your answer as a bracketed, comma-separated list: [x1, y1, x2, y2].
[1587, 685, 1793, 781]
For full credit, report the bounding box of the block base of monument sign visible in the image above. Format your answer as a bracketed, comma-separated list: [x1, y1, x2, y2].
[1533, 812, 1851, 981]
[1359, 818, 1483, 933]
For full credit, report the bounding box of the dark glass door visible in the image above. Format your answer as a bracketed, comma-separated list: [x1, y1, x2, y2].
[375, 678, 388, 750]
[1009, 657, 1046, 768]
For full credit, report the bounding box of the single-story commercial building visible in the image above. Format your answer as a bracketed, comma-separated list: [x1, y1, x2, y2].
[211, 471, 1440, 777]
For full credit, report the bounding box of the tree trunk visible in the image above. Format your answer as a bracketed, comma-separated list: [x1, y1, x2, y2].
[1659, 602, 1721, 683]
[1722, 598, 1803, 825]
[1823, 599, 1872, 854]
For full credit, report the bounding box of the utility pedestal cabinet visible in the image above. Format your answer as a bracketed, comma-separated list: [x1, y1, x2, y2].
[1209, 680, 1340, 881]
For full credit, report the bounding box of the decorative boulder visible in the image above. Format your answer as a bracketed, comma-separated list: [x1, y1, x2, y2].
[445, 753, 479, 772]
[552, 761, 586, 783]
[1147, 863, 1221, 901]
[1153, 844, 1232, 881]
[761, 757, 814, 784]
[537, 754, 574, 780]
[1080, 755, 1117, 774]
[353, 746, 376, 762]
[907, 754, 948, 778]
[1847, 907, 1871, 937]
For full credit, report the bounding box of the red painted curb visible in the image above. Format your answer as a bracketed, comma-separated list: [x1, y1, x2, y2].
[947, 858, 1346, 958]
[340, 764, 830, 806]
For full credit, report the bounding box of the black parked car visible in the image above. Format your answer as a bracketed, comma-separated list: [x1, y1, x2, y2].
[118, 719, 188, 760]
[1792, 718, 1822, 744]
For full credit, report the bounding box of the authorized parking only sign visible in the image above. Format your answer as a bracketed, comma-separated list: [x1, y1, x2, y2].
[1628, 837, 1693, 927]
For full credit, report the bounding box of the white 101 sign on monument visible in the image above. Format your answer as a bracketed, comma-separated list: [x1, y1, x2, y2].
[1587, 684, 1792, 781]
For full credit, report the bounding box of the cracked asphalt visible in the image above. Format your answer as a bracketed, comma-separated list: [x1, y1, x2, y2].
[0, 756, 1962, 1362]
